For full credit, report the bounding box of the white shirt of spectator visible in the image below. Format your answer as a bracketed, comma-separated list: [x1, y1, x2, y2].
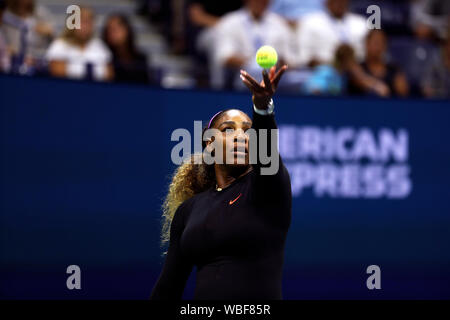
[295, 10, 368, 66]
[212, 8, 296, 88]
[45, 38, 111, 81]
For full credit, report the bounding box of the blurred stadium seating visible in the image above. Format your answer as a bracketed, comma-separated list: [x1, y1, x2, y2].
[0, 0, 448, 97]
[26, 0, 197, 87]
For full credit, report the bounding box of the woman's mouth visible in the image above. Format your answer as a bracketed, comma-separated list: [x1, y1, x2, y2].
[232, 144, 248, 155]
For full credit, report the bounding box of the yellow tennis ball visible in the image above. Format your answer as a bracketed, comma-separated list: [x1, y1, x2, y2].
[256, 45, 278, 69]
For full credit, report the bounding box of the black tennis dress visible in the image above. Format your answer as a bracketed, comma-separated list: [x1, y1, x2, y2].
[150, 108, 292, 300]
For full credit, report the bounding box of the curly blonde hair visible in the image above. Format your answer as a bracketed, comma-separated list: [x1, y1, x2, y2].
[160, 153, 215, 254]
[160, 110, 237, 255]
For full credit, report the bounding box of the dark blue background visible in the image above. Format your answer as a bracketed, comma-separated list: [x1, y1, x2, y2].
[1, 75, 449, 299]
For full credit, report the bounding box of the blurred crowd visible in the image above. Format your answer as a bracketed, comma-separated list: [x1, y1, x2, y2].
[0, 0, 150, 84]
[1, 0, 449, 99]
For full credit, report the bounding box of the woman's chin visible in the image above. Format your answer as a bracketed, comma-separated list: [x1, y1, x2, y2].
[229, 157, 249, 167]
[231, 152, 247, 164]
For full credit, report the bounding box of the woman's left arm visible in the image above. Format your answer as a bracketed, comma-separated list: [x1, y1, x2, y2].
[240, 66, 292, 203]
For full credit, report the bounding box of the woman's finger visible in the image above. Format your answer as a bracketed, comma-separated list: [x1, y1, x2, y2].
[262, 69, 272, 91]
[241, 77, 254, 91]
[269, 66, 276, 81]
[272, 65, 288, 88]
[241, 70, 261, 88]
[240, 74, 263, 93]
[240, 70, 263, 91]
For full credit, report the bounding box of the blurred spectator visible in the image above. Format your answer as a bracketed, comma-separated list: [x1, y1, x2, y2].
[188, 0, 242, 54]
[1, 0, 54, 74]
[186, 0, 242, 86]
[268, 0, 324, 75]
[411, 0, 450, 41]
[167, 0, 186, 54]
[350, 29, 409, 97]
[103, 14, 150, 85]
[304, 43, 391, 97]
[211, 0, 295, 89]
[295, 0, 367, 67]
[0, 0, 11, 72]
[46, 7, 113, 82]
[422, 35, 450, 98]
[303, 44, 353, 95]
[189, 0, 242, 28]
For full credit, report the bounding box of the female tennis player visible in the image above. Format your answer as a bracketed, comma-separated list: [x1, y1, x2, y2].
[150, 65, 292, 300]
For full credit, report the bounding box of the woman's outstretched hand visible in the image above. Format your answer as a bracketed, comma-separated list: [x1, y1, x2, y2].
[240, 65, 288, 110]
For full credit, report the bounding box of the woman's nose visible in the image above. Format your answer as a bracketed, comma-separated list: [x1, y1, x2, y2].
[233, 129, 248, 142]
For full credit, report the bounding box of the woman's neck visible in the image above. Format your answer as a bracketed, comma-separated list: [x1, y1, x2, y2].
[366, 58, 386, 78]
[72, 38, 89, 49]
[366, 55, 383, 66]
[115, 45, 133, 61]
[214, 165, 253, 189]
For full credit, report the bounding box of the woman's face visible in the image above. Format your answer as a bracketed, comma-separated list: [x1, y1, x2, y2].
[17, 0, 33, 10]
[366, 31, 386, 59]
[106, 17, 129, 48]
[74, 9, 94, 42]
[209, 110, 252, 167]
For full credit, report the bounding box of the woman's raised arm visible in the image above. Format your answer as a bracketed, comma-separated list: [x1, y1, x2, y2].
[240, 66, 292, 205]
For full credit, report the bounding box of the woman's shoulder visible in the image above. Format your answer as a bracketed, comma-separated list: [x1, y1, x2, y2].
[173, 192, 205, 224]
[176, 193, 199, 214]
[49, 38, 68, 47]
[183, 188, 212, 206]
[176, 187, 214, 213]
[87, 38, 110, 52]
[177, 196, 196, 212]
[46, 38, 71, 59]
[84, 38, 112, 60]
